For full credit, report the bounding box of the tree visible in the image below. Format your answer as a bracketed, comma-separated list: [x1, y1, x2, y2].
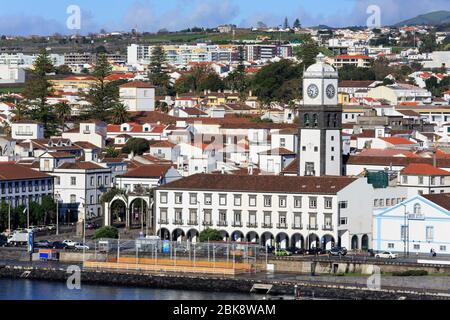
[93, 226, 119, 239]
[283, 17, 290, 29]
[100, 188, 127, 204]
[85, 54, 118, 121]
[372, 57, 392, 81]
[29, 202, 45, 225]
[110, 103, 130, 125]
[199, 228, 223, 242]
[104, 146, 120, 158]
[122, 138, 150, 156]
[295, 38, 320, 68]
[55, 65, 73, 75]
[420, 33, 438, 53]
[251, 59, 302, 106]
[293, 18, 301, 29]
[174, 65, 224, 94]
[256, 21, 267, 29]
[23, 49, 55, 137]
[10, 102, 30, 122]
[54, 101, 72, 133]
[148, 46, 171, 95]
[41, 196, 56, 225]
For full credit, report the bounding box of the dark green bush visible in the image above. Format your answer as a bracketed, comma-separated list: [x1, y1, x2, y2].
[392, 270, 428, 277]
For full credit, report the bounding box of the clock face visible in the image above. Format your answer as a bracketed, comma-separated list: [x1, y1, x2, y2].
[326, 84, 336, 99]
[307, 84, 319, 99]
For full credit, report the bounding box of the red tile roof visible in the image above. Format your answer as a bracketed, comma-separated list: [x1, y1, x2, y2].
[158, 174, 357, 194]
[119, 81, 155, 88]
[422, 193, 450, 210]
[119, 164, 172, 179]
[57, 161, 106, 170]
[401, 163, 450, 176]
[380, 137, 416, 145]
[0, 163, 52, 181]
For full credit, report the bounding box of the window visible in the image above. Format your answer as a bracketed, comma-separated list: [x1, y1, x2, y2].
[339, 217, 347, 226]
[204, 194, 212, 205]
[388, 243, 394, 249]
[325, 197, 333, 209]
[263, 212, 272, 227]
[249, 195, 257, 207]
[386, 199, 391, 206]
[339, 201, 348, 209]
[219, 194, 227, 206]
[402, 176, 408, 184]
[314, 146, 318, 152]
[280, 138, 286, 148]
[294, 197, 302, 208]
[374, 199, 379, 207]
[90, 176, 94, 186]
[279, 196, 287, 208]
[174, 209, 183, 223]
[189, 193, 198, 205]
[431, 177, 436, 185]
[441, 177, 445, 185]
[426, 226, 434, 242]
[234, 195, 242, 206]
[90, 195, 94, 204]
[189, 209, 197, 224]
[175, 193, 183, 204]
[160, 192, 168, 204]
[308, 214, 317, 229]
[219, 210, 227, 224]
[278, 212, 287, 227]
[159, 208, 168, 223]
[418, 176, 424, 185]
[401, 225, 408, 241]
[379, 199, 384, 207]
[248, 211, 257, 226]
[309, 197, 317, 209]
[264, 195, 272, 207]
[55, 177, 60, 185]
[70, 194, 76, 203]
[305, 162, 315, 176]
[70, 177, 76, 186]
[233, 211, 242, 225]
[414, 204, 421, 215]
[440, 245, 447, 252]
[204, 210, 212, 225]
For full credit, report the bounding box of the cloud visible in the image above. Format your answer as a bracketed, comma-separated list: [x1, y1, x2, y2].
[0, 15, 64, 36]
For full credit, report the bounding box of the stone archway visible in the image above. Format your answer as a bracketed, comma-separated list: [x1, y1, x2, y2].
[129, 198, 148, 229]
[307, 233, 320, 249]
[361, 234, 369, 251]
[231, 231, 244, 242]
[246, 232, 259, 244]
[219, 230, 230, 242]
[276, 233, 289, 249]
[351, 235, 359, 250]
[261, 232, 274, 247]
[158, 228, 171, 240]
[172, 229, 185, 242]
[187, 229, 199, 243]
[322, 234, 335, 251]
[291, 233, 305, 249]
[110, 199, 127, 228]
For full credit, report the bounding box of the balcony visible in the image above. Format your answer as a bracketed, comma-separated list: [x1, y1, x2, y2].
[247, 222, 258, 228]
[172, 219, 184, 225]
[408, 214, 425, 220]
[187, 220, 198, 226]
[292, 224, 303, 230]
[277, 223, 288, 229]
[262, 223, 273, 229]
[307, 224, 318, 231]
[232, 222, 242, 228]
[202, 221, 213, 227]
[322, 225, 334, 231]
[217, 221, 228, 227]
[14, 131, 33, 137]
[158, 219, 168, 225]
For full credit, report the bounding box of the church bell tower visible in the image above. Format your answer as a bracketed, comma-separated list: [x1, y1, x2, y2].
[298, 53, 342, 177]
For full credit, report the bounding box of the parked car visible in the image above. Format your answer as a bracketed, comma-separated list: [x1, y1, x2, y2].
[306, 247, 324, 255]
[74, 243, 90, 250]
[286, 247, 306, 255]
[274, 249, 293, 257]
[329, 247, 348, 256]
[52, 241, 69, 250]
[35, 240, 52, 248]
[0, 239, 7, 247]
[375, 251, 397, 259]
[62, 240, 77, 248]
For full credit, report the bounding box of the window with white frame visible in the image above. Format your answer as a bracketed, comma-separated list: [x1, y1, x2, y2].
[204, 193, 212, 205]
[175, 193, 183, 204]
[339, 217, 347, 226]
[189, 193, 198, 205]
[160, 192, 168, 204]
[426, 226, 434, 242]
[325, 197, 333, 209]
[294, 196, 302, 208]
[440, 245, 447, 252]
[234, 195, 242, 206]
[70, 177, 76, 186]
[249, 195, 257, 207]
[279, 196, 287, 208]
[309, 197, 317, 209]
[219, 194, 227, 206]
[388, 243, 394, 249]
[264, 195, 272, 207]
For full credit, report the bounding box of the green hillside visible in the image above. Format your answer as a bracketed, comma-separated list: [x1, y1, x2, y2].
[395, 10, 450, 26]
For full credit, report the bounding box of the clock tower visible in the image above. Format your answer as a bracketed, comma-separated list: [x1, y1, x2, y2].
[298, 53, 342, 177]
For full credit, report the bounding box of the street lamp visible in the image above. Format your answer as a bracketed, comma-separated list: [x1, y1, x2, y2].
[55, 192, 60, 236]
[401, 204, 409, 258]
[80, 197, 87, 263]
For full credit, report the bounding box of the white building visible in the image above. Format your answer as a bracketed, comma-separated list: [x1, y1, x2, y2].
[374, 193, 450, 255]
[62, 121, 107, 149]
[398, 163, 450, 198]
[155, 174, 374, 250]
[11, 121, 44, 140]
[119, 81, 155, 112]
[0, 65, 25, 84]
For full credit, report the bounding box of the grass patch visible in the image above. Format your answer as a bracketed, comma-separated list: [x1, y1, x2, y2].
[392, 270, 428, 277]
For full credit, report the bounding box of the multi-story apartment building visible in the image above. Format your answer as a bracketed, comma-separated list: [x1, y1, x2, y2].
[155, 174, 375, 250]
[0, 162, 54, 208]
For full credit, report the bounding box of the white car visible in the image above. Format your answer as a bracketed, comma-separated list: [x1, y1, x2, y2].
[62, 240, 77, 248]
[375, 251, 397, 259]
[74, 243, 90, 250]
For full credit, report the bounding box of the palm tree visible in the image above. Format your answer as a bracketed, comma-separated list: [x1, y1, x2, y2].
[105, 146, 119, 158]
[111, 103, 130, 125]
[54, 102, 72, 133]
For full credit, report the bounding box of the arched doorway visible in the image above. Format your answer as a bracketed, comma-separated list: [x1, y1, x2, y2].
[129, 199, 148, 229]
[246, 232, 259, 244]
[291, 234, 304, 249]
[322, 234, 335, 251]
[187, 229, 199, 243]
[276, 233, 289, 249]
[261, 232, 274, 247]
[307, 234, 320, 249]
[219, 230, 230, 242]
[351, 235, 359, 250]
[172, 229, 185, 242]
[231, 231, 244, 242]
[158, 228, 170, 240]
[110, 199, 127, 228]
[361, 234, 369, 251]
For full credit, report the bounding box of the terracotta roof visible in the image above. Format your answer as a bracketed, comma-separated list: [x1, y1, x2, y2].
[119, 164, 172, 179]
[335, 54, 372, 60]
[339, 80, 375, 88]
[380, 137, 416, 145]
[346, 156, 450, 168]
[0, 163, 52, 181]
[45, 152, 76, 158]
[149, 140, 176, 148]
[259, 148, 296, 156]
[400, 163, 450, 176]
[158, 174, 357, 194]
[57, 161, 106, 170]
[74, 141, 100, 149]
[358, 149, 420, 158]
[179, 107, 207, 116]
[422, 193, 450, 211]
[119, 81, 155, 88]
[281, 158, 299, 175]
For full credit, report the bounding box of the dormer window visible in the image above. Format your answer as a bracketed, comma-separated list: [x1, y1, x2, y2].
[122, 126, 128, 131]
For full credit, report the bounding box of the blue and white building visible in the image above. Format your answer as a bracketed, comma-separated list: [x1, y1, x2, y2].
[373, 193, 450, 255]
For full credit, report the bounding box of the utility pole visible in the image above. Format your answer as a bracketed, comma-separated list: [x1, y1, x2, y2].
[8, 202, 11, 233]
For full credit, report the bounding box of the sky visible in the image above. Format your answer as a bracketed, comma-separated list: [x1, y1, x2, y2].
[0, 0, 448, 36]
